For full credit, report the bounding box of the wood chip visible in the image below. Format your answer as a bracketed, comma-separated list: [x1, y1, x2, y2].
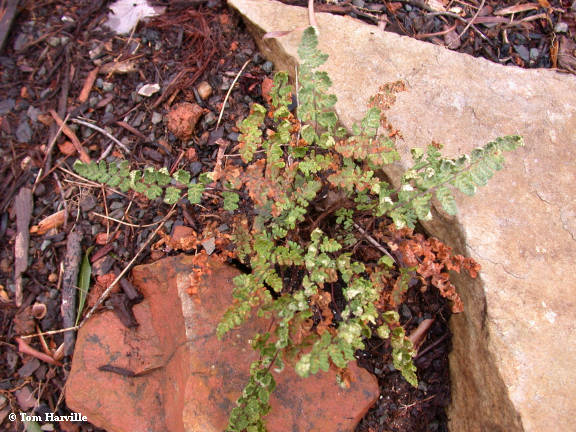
[77, 66, 100, 103]
[61, 229, 83, 356]
[99, 59, 138, 75]
[494, 3, 540, 15]
[30, 209, 66, 235]
[14, 187, 33, 307]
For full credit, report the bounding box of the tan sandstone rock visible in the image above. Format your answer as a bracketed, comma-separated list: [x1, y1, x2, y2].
[227, 1, 576, 431]
[67, 255, 379, 431]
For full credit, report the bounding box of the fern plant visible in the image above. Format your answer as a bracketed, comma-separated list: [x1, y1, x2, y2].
[73, 159, 209, 205]
[215, 27, 522, 431]
[72, 26, 522, 432]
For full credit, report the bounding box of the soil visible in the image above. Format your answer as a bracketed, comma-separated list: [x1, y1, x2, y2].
[0, 1, 572, 432]
[279, 0, 576, 73]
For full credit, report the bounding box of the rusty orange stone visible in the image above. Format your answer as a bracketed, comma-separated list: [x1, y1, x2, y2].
[66, 255, 379, 432]
[166, 102, 204, 141]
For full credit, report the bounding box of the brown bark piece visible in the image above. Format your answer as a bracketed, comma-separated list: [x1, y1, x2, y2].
[0, 0, 20, 54]
[78, 66, 100, 103]
[61, 229, 83, 356]
[14, 187, 33, 307]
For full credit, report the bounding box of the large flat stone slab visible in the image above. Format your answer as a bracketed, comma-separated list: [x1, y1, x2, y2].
[227, 1, 576, 430]
[67, 255, 379, 431]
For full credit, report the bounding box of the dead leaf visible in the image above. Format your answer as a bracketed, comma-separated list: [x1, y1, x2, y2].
[443, 25, 461, 49]
[58, 140, 76, 156]
[537, 0, 551, 8]
[15, 386, 36, 411]
[263, 30, 295, 39]
[13, 307, 35, 334]
[30, 210, 66, 235]
[95, 232, 119, 245]
[550, 38, 559, 68]
[427, 0, 446, 12]
[100, 59, 138, 75]
[261, 77, 274, 102]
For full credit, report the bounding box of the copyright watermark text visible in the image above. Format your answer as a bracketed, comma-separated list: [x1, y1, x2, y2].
[8, 412, 87, 422]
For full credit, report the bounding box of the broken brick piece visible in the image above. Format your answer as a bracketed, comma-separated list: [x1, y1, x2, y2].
[67, 255, 379, 432]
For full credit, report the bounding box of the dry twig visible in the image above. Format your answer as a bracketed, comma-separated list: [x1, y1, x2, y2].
[353, 222, 397, 264]
[71, 117, 130, 154]
[216, 59, 251, 129]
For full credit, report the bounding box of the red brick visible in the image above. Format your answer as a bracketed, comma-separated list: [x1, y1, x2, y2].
[66, 255, 379, 432]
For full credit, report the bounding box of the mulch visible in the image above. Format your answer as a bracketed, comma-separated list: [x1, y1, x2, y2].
[280, 0, 576, 73]
[0, 1, 572, 431]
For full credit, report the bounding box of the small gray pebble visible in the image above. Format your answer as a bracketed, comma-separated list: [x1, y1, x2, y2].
[80, 195, 97, 212]
[40, 240, 52, 251]
[102, 112, 115, 124]
[81, 126, 92, 139]
[227, 132, 239, 142]
[33, 183, 46, 196]
[13, 33, 28, 51]
[554, 22, 568, 33]
[132, 111, 146, 127]
[404, 4, 412, 11]
[400, 304, 412, 319]
[514, 45, 530, 62]
[352, 0, 365, 7]
[48, 36, 60, 47]
[262, 60, 274, 73]
[88, 96, 99, 108]
[252, 53, 264, 64]
[529, 48, 539, 60]
[109, 209, 124, 220]
[0, 99, 15, 115]
[89, 44, 104, 60]
[189, 161, 203, 177]
[151, 112, 163, 124]
[16, 121, 32, 143]
[202, 111, 217, 127]
[109, 201, 125, 210]
[102, 82, 114, 92]
[95, 77, 104, 88]
[26, 106, 41, 122]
